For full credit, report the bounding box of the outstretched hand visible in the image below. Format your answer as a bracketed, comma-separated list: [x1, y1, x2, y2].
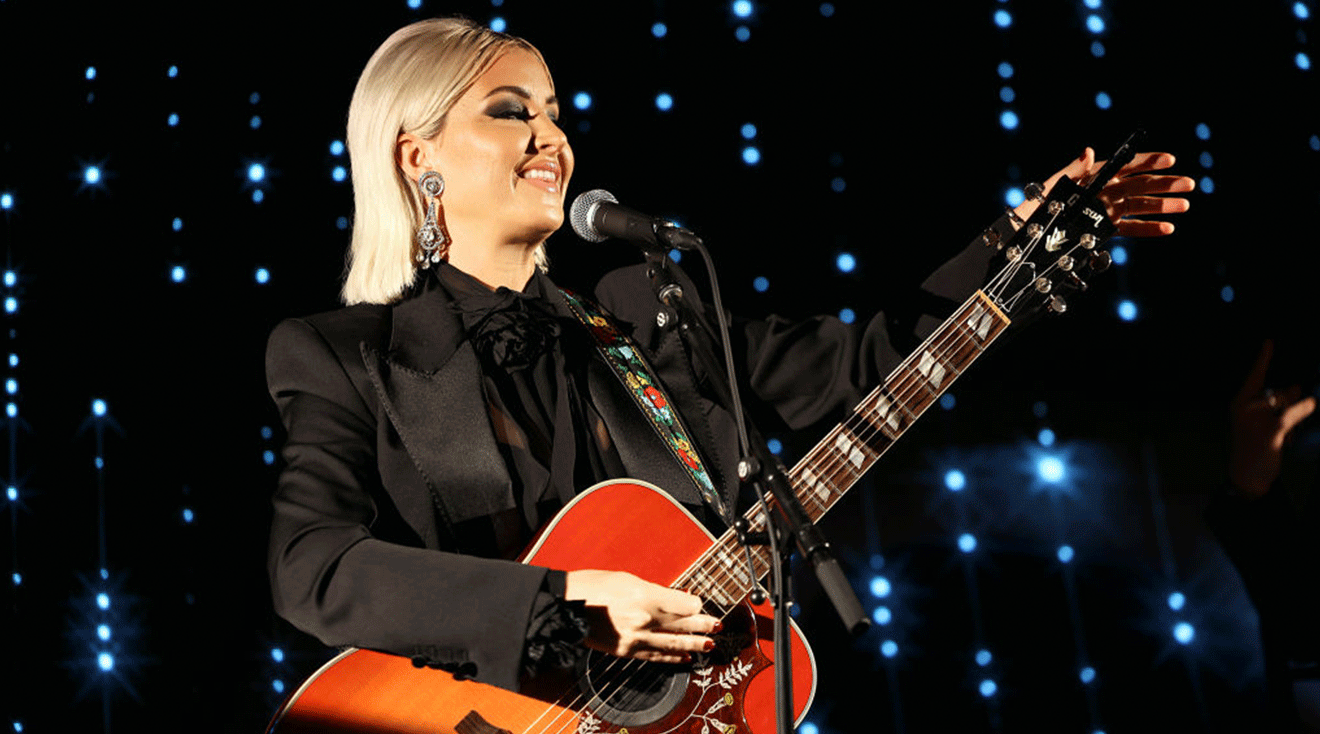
[565, 569, 720, 664]
[1019, 147, 1195, 237]
[1229, 340, 1317, 497]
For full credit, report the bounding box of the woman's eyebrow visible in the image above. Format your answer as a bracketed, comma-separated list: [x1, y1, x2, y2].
[484, 85, 558, 106]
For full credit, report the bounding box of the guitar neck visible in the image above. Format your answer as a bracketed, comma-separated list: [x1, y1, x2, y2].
[683, 290, 1012, 607]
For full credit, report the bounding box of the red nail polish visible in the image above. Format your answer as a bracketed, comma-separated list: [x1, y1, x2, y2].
[703, 639, 715, 652]
[712, 620, 724, 634]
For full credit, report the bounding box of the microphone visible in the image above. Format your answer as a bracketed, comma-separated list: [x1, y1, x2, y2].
[569, 189, 702, 251]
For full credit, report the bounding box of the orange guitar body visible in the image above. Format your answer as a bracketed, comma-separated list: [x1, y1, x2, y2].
[267, 480, 816, 734]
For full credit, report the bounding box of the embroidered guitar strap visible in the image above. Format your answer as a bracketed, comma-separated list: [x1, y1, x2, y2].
[558, 288, 732, 525]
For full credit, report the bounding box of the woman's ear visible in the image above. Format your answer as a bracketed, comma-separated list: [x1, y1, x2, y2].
[395, 132, 430, 184]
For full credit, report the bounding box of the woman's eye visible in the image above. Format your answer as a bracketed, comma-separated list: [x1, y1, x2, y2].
[489, 104, 530, 120]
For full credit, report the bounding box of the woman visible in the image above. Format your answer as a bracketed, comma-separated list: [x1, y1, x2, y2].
[266, 17, 1193, 697]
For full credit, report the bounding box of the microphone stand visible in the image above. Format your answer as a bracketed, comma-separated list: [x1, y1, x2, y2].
[643, 232, 869, 734]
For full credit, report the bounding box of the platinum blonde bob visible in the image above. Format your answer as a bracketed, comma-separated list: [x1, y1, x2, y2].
[343, 18, 549, 305]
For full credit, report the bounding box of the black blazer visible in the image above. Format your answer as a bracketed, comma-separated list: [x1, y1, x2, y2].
[265, 241, 996, 691]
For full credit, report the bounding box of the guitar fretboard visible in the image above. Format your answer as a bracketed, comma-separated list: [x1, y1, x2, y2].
[680, 291, 1011, 607]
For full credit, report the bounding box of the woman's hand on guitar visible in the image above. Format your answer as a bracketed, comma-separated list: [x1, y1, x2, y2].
[1017, 147, 1196, 237]
[565, 569, 721, 664]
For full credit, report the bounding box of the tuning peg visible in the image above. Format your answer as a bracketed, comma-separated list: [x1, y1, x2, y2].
[1079, 234, 1097, 250]
[1066, 272, 1089, 292]
[1006, 245, 1022, 262]
[1024, 182, 1045, 201]
[1047, 200, 1064, 215]
[1026, 223, 1043, 239]
[1034, 277, 1052, 294]
[1057, 255, 1074, 271]
[1089, 251, 1112, 273]
[1049, 295, 1067, 314]
[980, 228, 1002, 248]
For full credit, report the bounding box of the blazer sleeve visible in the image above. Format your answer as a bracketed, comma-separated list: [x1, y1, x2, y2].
[265, 316, 550, 691]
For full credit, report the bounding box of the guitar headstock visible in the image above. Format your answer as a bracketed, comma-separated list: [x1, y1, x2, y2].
[980, 132, 1142, 319]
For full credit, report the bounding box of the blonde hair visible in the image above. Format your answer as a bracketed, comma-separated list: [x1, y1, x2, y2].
[343, 18, 549, 305]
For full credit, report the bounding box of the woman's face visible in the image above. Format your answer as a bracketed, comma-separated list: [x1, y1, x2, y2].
[419, 48, 573, 251]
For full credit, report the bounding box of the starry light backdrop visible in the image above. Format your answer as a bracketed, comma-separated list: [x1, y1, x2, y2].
[1, 1, 1317, 732]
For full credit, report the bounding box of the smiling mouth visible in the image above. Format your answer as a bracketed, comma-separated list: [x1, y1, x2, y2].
[519, 167, 560, 193]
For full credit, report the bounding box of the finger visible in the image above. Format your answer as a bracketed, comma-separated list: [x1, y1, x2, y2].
[1114, 219, 1178, 238]
[1103, 175, 1197, 199]
[638, 631, 715, 655]
[1115, 196, 1192, 218]
[654, 588, 704, 618]
[1234, 340, 1273, 405]
[1115, 152, 1179, 177]
[658, 613, 721, 635]
[1280, 395, 1317, 435]
[635, 649, 691, 665]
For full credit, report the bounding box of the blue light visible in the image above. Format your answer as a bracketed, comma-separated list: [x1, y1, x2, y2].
[85, 66, 97, 80]
[1057, 544, 1074, 563]
[945, 470, 966, 492]
[0, 193, 11, 210]
[980, 679, 997, 697]
[1111, 244, 1128, 265]
[97, 624, 111, 641]
[95, 456, 104, 469]
[838, 308, 856, 324]
[13, 722, 21, 732]
[3, 271, 13, 287]
[337, 216, 349, 230]
[1167, 591, 1186, 611]
[819, 2, 835, 17]
[836, 252, 856, 273]
[248, 163, 266, 182]
[11, 572, 20, 585]
[1000, 110, 1019, 130]
[733, 0, 753, 18]
[98, 652, 114, 672]
[406, 0, 420, 7]
[997, 61, 1014, 79]
[173, 217, 183, 231]
[84, 166, 102, 185]
[273, 679, 286, 694]
[182, 508, 194, 523]
[1196, 123, 1211, 140]
[994, 9, 1012, 28]
[249, 115, 262, 130]
[655, 93, 673, 111]
[1037, 456, 1066, 483]
[171, 266, 186, 283]
[1038, 428, 1055, 446]
[330, 140, 345, 156]
[741, 146, 761, 166]
[1220, 285, 1234, 303]
[167, 113, 179, 127]
[1297, 2, 1311, 19]
[1090, 40, 1106, 57]
[490, 17, 507, 33]
[940, 393, 956, 410]
[799, 724, 819, 734]
[1298, 52, 1312, 71]
[1199, 176, 1215, 194]
[753, 276, 769, 292]
[741, 123, 757, 139]
[6, 486, 15, 501]
[872, 606, 892, 625]
[734, 25, 751, 41]
[1086, 14, 1106, 33]
[97, 593, 110, 610]
[1095, 91, 1112, 109]
[1005, 187, 1025, 207]
[7, 354, 15, 367]
[880, 640, 899, 658]
[261, 426, 273, 439]
[1117, 299, 1138, 322]
[1080, 666, 1096, 683]
[1199, 151, 1214, 168]
[830, 177, 846, 192]
[256, 267, 271, 284]
[999, 86, 1016, 103]
[870, 576, 891, 598]
[651, 22, 668, 38]
[766, 439, 782, 455]
[573, 92, 592, 110]
[271, 647, 285, 662]
[168, 65, 179, 78]
[3, 403, 15, 418]
[93, 399, 107, 416]
[1085, 0, 1102, 7]
[100, 568, 108, 580]
[332, 166, 347, 182]
[1173, 621, 1195, 645]
[958, 533, 977, 553]
[976, 649, 992, 666]
[5, 379, 15, 394]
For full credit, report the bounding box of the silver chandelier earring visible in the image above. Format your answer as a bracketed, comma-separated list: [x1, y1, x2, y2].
[415, 170, 449, 266]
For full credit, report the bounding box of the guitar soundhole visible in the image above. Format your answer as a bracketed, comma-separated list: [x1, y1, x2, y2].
[578, 654, 689, 727]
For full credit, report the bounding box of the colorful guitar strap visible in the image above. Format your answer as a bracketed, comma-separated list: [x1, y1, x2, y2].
[558, 288, 732, 525]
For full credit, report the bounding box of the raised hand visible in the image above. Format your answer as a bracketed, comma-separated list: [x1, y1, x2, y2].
[1229, 340, 1318, 497]
[1022, 147, 1196, 237]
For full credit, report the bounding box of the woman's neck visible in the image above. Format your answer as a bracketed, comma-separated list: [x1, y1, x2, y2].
[445, 241, 539, 292]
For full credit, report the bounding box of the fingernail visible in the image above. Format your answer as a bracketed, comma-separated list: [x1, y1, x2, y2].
[712, 620, 724, 634]
[703, 639, 715, 652]
[680, 653, 692, 664]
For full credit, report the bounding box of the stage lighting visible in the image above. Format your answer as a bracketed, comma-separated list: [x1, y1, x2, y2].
[84, 166, 102, 185]
[651, 22, 667, 38]
[976, 649, 992, 666]
[734, 26, 750, 41]
[1297, 52, 1311, 70]
[1199, 151, 1214, 168]
[820, 3, 835, 17]
[273, 679, 286, 693]
[1111, 244, 1128, 265]
[870, 576, 891, 598]
[997, 61, 1014, 79]
[97, 624, 111, 641]
[655, 93, 673, 111]
[1005, 187, 1024, 207]
[994, 9, 1012, 28]
[250, 115, 262, 130]
[1199, 176, 1215, 193]
[8, 354, 16, 367]
[1085, 0, 1102, 7]
[1173, 621, 1195, 644]
[1057, 545, 1074, 563]
[881, 640, 898, 658]
[1167, 591, 1185, 611]
[11, 572, 19, 585]
[1000, 86, 1015, 103]
[1095, 91, 1112, 109]
[93, 399, 107, 416]
[271, 647, 285, 662]
[168, 113, 179, 127]
[1000, 110, 1019, 130]
[6, 486, 15, 501]
[98, 653, 114, 672]
[741, 123, 757, 139]
[85, 66, 97, 80]
[836, 252, 856, 273]
[490, 17, 507, 33]
[1220, 286, 1234, 303]
[182, 508, 194, 523]
[337, 217, 349, 230]
[6, 379, 15, 394]
[733, 0, 753, 18]
[248, 163, 265, 183]
[330, 140, 345, 156]
[97, 593, 110, 610]
[940, 394, 956, 410]
[6, 403, 15, 418]
[168, 65, 178, 78]
[171, 266, 186, 283]
[3, 272, 13, 288]
[800, 724, 819, 734]
[980, 679, 997, 697]
[766, 439, 782, 455]
[1297, 2, 1311, 19]
[1090, 41, 1106, 57]
[838, 308, 855, 324]
[573, 92, 591, 110]
[831, 177, 846, 192]
[0, 193, 11, 210]
[172, 217, 183, 231]
[753, 276, 769, 292]
[1086, 15, 1105, 33]
[1038, 428, 1055, 446]
[256, 268, 270, 284]
[1196, 123, 1211, 140]
[1037, 455, 1066, 483]
[741, 146, 762, 167]
[1080, 666, 1096, 683]
[263, 450, 276, 465]
[332, 166, 347, 182]
[944, 469, 966, 492]
[958, 533, 977, 553]
[873, 606, 892, 625]
[1116, 299, 1137, 322]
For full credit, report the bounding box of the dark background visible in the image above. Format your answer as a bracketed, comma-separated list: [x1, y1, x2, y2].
[2, 1, 1317, 732]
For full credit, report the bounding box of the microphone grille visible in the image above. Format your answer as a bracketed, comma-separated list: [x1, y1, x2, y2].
[570, 188, 617, 243]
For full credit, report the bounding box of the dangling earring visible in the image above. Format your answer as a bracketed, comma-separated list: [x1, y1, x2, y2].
[415, 170, 449, 266]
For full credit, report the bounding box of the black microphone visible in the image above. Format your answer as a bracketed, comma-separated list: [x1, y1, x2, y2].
[569, 189, 702, 251]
